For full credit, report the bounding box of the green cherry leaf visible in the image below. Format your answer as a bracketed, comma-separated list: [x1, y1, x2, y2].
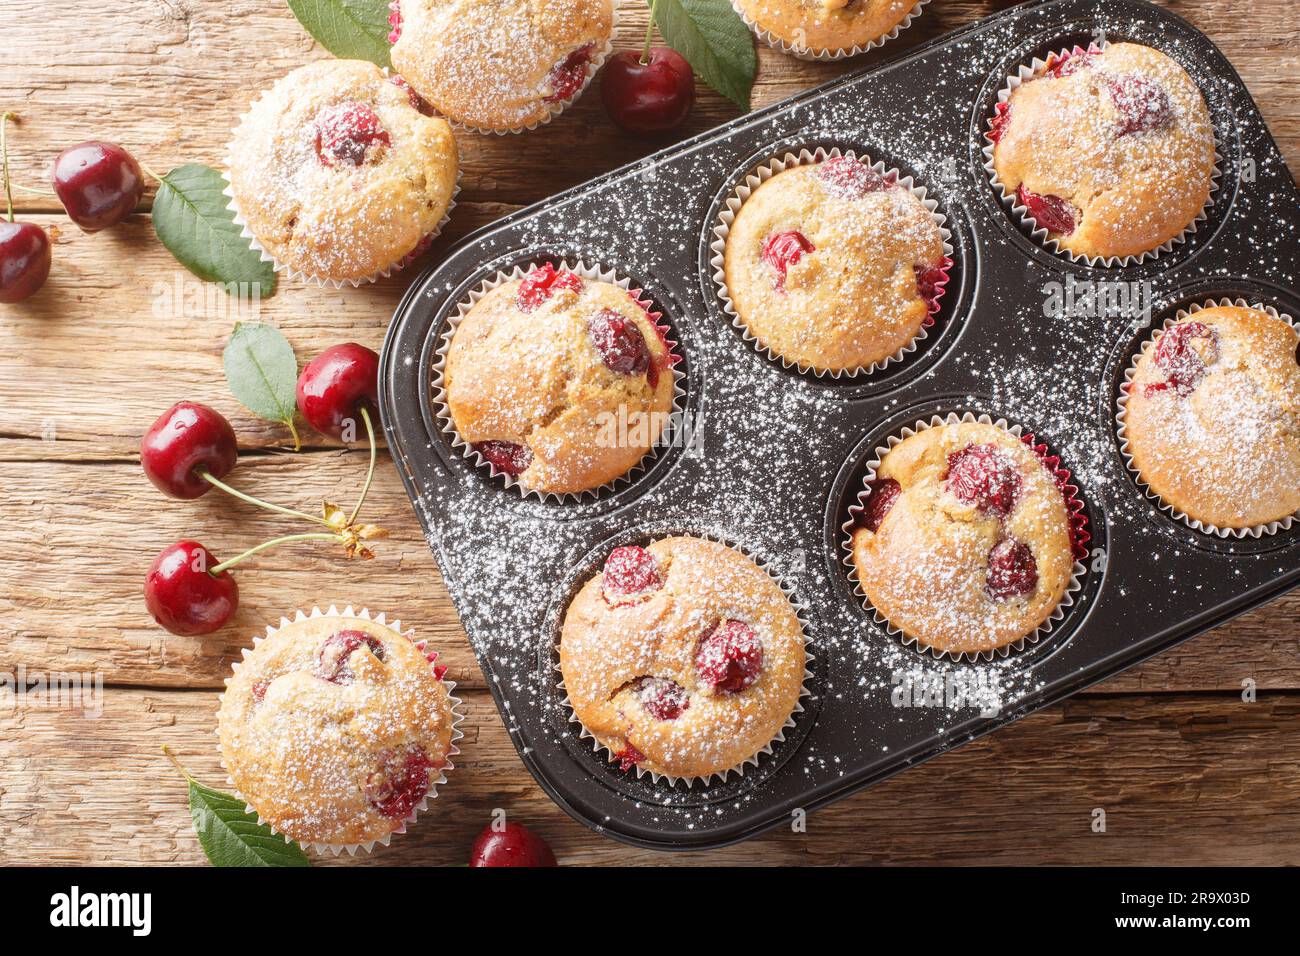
[188, 777, 311, 867]
[152, 163, 277, 298]
[287, 0, 394, 68]
[652, 0, 756, 110]
[223, 321, 302, 449]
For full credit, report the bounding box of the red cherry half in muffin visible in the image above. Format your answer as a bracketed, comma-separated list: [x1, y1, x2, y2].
[316, 103, 391, 167]
[761, 230, 815, 293]
[588, 308, 651, 378]
[638, 676, 689, 721]
[1015, 185, 1077, 236]
[858, 477, 902, 533]
[314, 629, 386, 685]
[387, 0, 401, 43]
[1147, 320, 1219, 396]
[602, 545, 664, 605]
[947, 443, 1022, 516]
[1045, 47, 1099, 78]
[516, 263, 584, 312]
[986, 537, 1038, 600]
[696, 620, 763, 693]
[915, 259, 949, 315]
[616, 743, 646, 771]
[1105, 73, 1174, 137]
[817, 156, 890, 199]
[988, 101, 1013, 145]
[545, 43, 595, 104]
[473, 439, 533, 477]
[367, 744, 436, 819]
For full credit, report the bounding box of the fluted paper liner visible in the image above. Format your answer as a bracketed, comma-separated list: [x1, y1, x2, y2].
[730, 0, 929, 61]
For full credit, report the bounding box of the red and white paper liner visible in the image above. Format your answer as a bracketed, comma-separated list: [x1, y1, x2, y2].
[730, 0, 929, 61]
[431, 259, 687, 503]
[982, 42, 1223, 268]
[217, 605, 464, 857]
[709, 146, 954, 379]
[840, 412, 1091, 663]
[554, 532, 814, 788]
[1115, 296, 1300, 538]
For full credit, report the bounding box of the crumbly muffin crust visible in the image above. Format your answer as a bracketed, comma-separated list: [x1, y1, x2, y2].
[991, 42, 1215, 260]
[850, 421, 1075, 655]
[1123, 306, 1300, 529]
[390, 0, 613, 131]
[444, 266, 676, 495]
[217, 612, 455, 847]
[723, 156, 945, 373]
[560, 537, 806, 779]
[734, 0, 917, 54]
[227, 60, 458, 283]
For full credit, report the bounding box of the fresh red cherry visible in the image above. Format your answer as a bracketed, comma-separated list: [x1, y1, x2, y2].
[314, 629, 386, 685]
[696, 620, 763, 693]
[601, 545, 664, 605]
[51, 141, 145, 232]
[588, 308, 650, 377]
[545, 43, 595, 103]
[947, 443, 1022, 516]
[1105, 74, 1173, 137]
[144, 540, 238, 636]
[600, 48, 695, 135]
[473, 439, 533, 477]
[0, 220, 51, 303]
[817, 156, 890, 199]
[516, 263, 583, 312]
[296, 343, 380, 440]
[469, 820, 558, 867]
[1149, 320, 1218, 396]
[315, 103, 390, 167]
[638, 676, 688, 720]
[1015, 185, 1077, 236]
[986, 537, 1038, 600]
[367, 744, 435, 819]
[140, 401, 238, 499]
[761, 230, 815, 292]
[858, 477, 902, 533]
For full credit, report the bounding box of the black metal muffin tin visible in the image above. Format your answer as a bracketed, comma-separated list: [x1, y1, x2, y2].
[379, 0, 1300, 849]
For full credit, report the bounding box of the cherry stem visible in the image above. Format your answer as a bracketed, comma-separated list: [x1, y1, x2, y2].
[9, 182, 57, 197]
[347, 405, 377, 527]
[1, 111, 15, 223]
[209, 531, 342, 576]
[641, 0, 658, 65]
[199, 469, 330, 528]
[161, 745, 194, 782]
[138, 159, 166, 186]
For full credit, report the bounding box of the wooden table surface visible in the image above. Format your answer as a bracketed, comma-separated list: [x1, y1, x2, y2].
[1, 0, 1297, 866]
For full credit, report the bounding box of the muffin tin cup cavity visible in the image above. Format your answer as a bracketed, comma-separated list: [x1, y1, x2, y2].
[1115, 297, 1300, 539]
[840, 411, 1091, 663]
[553, 530, 815, 790]
[217, 605, 465, 857]
[730, 0, 930, 62]
[709, 145, 954, 380]
[981, 41, 1223, 269]
[430, 258, 688, 503]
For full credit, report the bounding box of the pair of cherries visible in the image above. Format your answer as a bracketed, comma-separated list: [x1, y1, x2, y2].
[141, 343, 381, 636]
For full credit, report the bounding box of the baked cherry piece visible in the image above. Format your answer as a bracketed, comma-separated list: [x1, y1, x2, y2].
[387, 0, 402, 43]
[0, 220, 51, 303]
[516, 263, 584, 311]
[388, 74, 433, 115]
[946, 443, 1022, 516]
[473, 439, 533, 476]
[818, 156, 889, 199]
[638, 676, 689, 720]
[615, 743, 645, 771]
[696, 620, 763, 693]
[914, 261, 948, 313]
[1015, 184, 1077, 236]
[1149, 320, 1218, 396]
[1045, 47, 1099, 78]
[545, 44, 594, 103]
[367, 744, 435, 819]
[988, 102, 1013, 145]
[315, 629, 386, 685]
[315, 103, 390, 167]
[986, 537, 1038, 600]
[858, 477, 902, 533]
[296, 343, 380, 439]
[761, 230, 815, 292]
[51, 142, 145, 232]
[601, 544, 664, 605]
[1105, 74, 1173, 137]
[144, 540, 238, 636]
[588, 308, 650, 377]
[140, 401, 238, 499]
[600, 48, 695, 135]
[469, 821, 558, 867]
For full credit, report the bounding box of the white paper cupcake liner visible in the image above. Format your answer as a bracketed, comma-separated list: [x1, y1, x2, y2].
[709, 146, 954, 378]
[217, 605, 465, 857]
[554, 531, 814, 788]
[1115, 296, 1300, 538]
[982, 42, 1223, 268]
[431, 259, 687, 502]
[840, 411, 1090, 663]
[730, 0, 929, 61]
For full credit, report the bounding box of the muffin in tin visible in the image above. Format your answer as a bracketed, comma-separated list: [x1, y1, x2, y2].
[227, 59, 458, 284]
[849, 421, 1076, 656]
[734, 0, 918, 57]
[390, 0, 613, 132]
[559, 536, 806, 780]
[1122, 305, 1300, 530]
[217, 610, 457, 849]
[989, 42, 1215, 261]
[444, 264, 676, 496]
[722, 154, 947, 374]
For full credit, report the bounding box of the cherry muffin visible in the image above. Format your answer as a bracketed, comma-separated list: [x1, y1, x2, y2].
[989, 42, 1215, 261]
[226, 60, 458, 285]
[560, 536, 806, 780]
[850, 420, 1077, 656]
[389, 0, 614, 132]
[721, 154, 947, 374]
[444, 264, 676, 496]
[1120, 305, 1300, 530]
[217, 609, 458, 850]
[733, 0, 920, 58]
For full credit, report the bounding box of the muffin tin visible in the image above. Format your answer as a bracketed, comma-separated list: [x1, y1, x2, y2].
[378, 0, 1300, 849]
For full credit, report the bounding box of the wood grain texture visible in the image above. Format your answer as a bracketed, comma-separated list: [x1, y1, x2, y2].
[1, 0, 1297, 865]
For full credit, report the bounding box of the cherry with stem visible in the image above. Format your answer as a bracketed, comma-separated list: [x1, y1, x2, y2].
[0, 112, 52, 304]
